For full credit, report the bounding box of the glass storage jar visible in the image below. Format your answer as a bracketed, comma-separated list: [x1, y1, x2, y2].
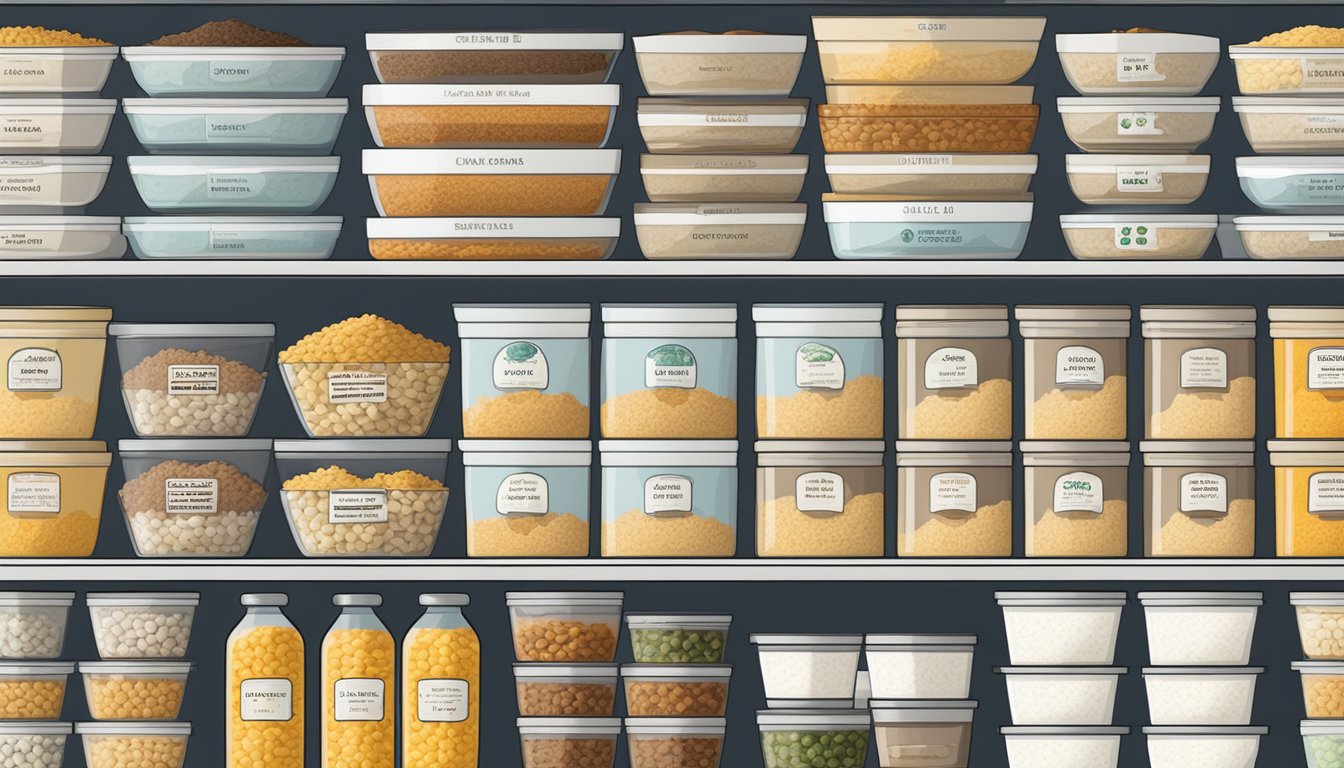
[1141, 306, 1256, 439]
[461, 440, 591, 558]
[755, 440, 884, 557]
[403, 594, 479, 768]
[0, 306, 111, 439]
[322, 594, 394, 768]
[1271, 440, 1344, 557]
[1022, 441, 1131, 557]
[227, 593, 303, 768]
[1270, 307, 1344, 438]
[599, 440, 737, 557]
[896, 440, 1012, 557]
[1141, 441, 1255, 557]
[896, 305, 1011, 440]
[1017, 305, 1130, 440]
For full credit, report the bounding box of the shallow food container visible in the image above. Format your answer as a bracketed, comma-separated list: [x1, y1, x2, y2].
[1236, 216, 1344, 259]
[369, 217, 618, 260]
[998, 666, 1125, 725]
[1237, 158, 1344, 210]
[79, 660, 191, 720]
[0, 661, 72, 719]
[599, 440, 738, 557]
[367, 32, 624, 85]
[1234, 97, 1344, 154]
[637, 98, 808, 154]
[1060, 214, 1217, 260]
[0, 156, 111, 209]
[513, 663, 618, 716]
[824, 198, 1033, 260]
[865, 634, 976, 700]
[1055, 33, 1219, 96]
[634, 203, 806, 260]
[0, 216, 124, 260]
[274, 439, 451, 558]
[1231, 45, 1344, 95]
[507, 592, 623, 663]
[751, 633, 862, 704]
[626, 717, 726, 768]
[0, 99, 115, 155]
[870, 699, 975, 768]
[634, 33, 804, 96]
[364, 84, 619, 149]
[124, 216, 340, 260]
[0, 592, 74, 659]
[1143, 667, 1263, 725]
[0, 441, 111, 557]
[1145, 726, 1266, 768]
[77, 722, 191, 768]
[825, 154, 1037, 198]
[641, 154, 807, 203]
[622, 665, 731, 716]
[1292, 593, 1344, 660]
[825, 84, 1036, 105]
[0, 46, 117, 94]
[1057, 97, 1219, 153]
[1296, 661, 1344, 718]
[127, 156, 339, 214]
[1066, 154, 1209, 205]
[123, 98, 348, 155]
[363, 148, 620, 217]
[627, 614, 731, 664]
[1305, 721, 1344, 768]
[812, 16, 1046, 85]
[757, 710, 871, 767]
[122, 46, 345, 97]
[461, 440, 592, 557]
[818, 103, 1040, 154]
[86, 592, 197, 659]
[1001, 726, 1127, 768]
[0, 721, 70, 768]
[517, 717, 620, 768]
[1139, 592, 1260, 666]
[997, 592, 1125, 665]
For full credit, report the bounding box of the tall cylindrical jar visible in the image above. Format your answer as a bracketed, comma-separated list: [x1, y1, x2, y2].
[1022, 441, 1131, 557]
[1017, 305, 1130, 439]
[1141, 305, 1256, 439]
[227, 593, 304, 768]
[403, 593, 480, 768]
[322, 594, 394, 768]
[1141, 441, 1255, 557]
[896, 305, 1012, 440]
[1270, 307, 1344, 438]
[896, 441, 1013, 557]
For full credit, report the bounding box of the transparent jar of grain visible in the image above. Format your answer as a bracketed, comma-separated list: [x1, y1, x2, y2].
[755, 440, 884, 557]
[1022, 441, 1130, 557]
[600, 304, 737, 439]
[1141, 441, 1255, 558]
[461, 440, 591, 558]
[1270, 307, 1344, 438]
[896, 305, 1011, 440]
[754, 303, 883, 439]
[322, 594, 394, 768]
[402, 594, 479, 768]
[1018, 305, 1130, 440]
[599, 440, 737, 557]
[896, 441, 1012, 557]
[226, 594, 303, 768]
[1271, 440, 1344, 557]
[453, 304, 591, 439]
[0, 306, 111, 439]
[1141, 306, 1257, 440]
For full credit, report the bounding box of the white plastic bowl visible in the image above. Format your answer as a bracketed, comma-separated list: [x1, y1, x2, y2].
[996, 592, 1126, 665]
[997, 666, 1126, 725]
[750, 633, 862, 705]
[1145, 726, 1265, 768]
[865, 633, 976, 699]
[1055, 33, 1219, 96]
[1142, 667, 1263, 725]
[1138, 592, 1261, 665]
[0, 156, 111, 208]
[1002, 726, 1127, 768]
[0, 99, 116, 155]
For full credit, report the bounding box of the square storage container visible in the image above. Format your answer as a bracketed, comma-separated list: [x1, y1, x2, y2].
[637, 98, 807, 154]
[1295, 661, 1344, 718]
[1018, 306, 1130, 439]
[751, 634, 862, 704]
[0, 721, 70, 768]
[1141, 444, 1256, 557]
[755, 440, 884, 557]
[1142, 666, 1263, 725]
[996, 591, 1125, 666]
[812, 16, 1046, 85]
[1022, 441, 1129, 557]
[622, 665, 731, 716]
[626, 717, 726, 768]
[997, 666, 1125, 725]
[1238, 217, 1344, 259]
[507, 592, 623, 663]
[0, 441, 110, 557]
[825, 154, 1037, 198]
[865, 634, 976, 700]
[1271, 307, 1344, 437]
[366, 32, 624, 85]
[0, 45, 117, 93]
[0, 306, 110, 438]
[79, 660, 192, 720]
[367, 216, 618, 260]
[1273, 443, 1344, 557]
[1233, 97, 1344, 154]
[818, 104, 1040, 154]
[77, 722, 191, 768]
[127, 156, 339, 214]
[1138, 592, 1261, 666]
[86, 592, 197, 659]
[1055, 33, 1219, 95]
[1231, 45, 1344, 95]
[513, 663, 618, 716]
[0, 99, 115, 155]
[0, 216, 124, 260]
[1298, 595, 1344, 660]
[627, 614, 731, 664]
[461, 440, 591, 557]
[1065, 154, 1210, 205]
[825, 84, 1036, 105]
[896, 441, 1012, 557]
[1237, 159, 1344, 211]
[0, 661, 72, 719]
[1060, 214, 1217, 260]
[641, 154, 808, 203]
[599, 440, 737, 557]
[122, 45, 345, 97]
[826, 199, 1033, 260]
[0, 592, 73, 659]
[123, 98, 348, 155]
[364, 84, 618, 149]
[1000, 726, 1127, 768]
[1057, 97, 1219, 153]
[1145, 726, 1265, 768]
[0, 156, 111, 209]
[1142, 306, 1258, 439]
[870, 699, 976, 768]
[634, 203, 806, 260]
[124, 216, 340, 260]
[632, 33, 806, 96]
[757, 710, 870, 768]
[517, 717, 620, 768]
[896, 305, 1012, 439]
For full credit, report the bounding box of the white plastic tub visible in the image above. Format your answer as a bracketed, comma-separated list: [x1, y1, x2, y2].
[0, 156, 110, 208]
[124, 216, 340, 260]
[0, 46, 117, 94]
[1057, 97, 1219, 153]
[750, 633, 862, 704]
[1055, 33, 1220, 95]
[1237, 158, 1344, 210]
[825, 199, 1033, 259]
[0, 592, 74, 659]
[637, 97, 808, 154]
[997, 666, 1125, 725]
[1145, 726, 1265, 768]
[363, 84, 619, 149]
[86, 592, 198, 659]
[633, 203, 805, 260]
[641, 154, 808, 203]
[1234, 96, 1344, 154]
[996, 592, 1126, 665]
[122, 46, 345, 97]
[127, 156, 340, 213]
[1060, 214, 1216, 260]
[825, 154, 1037, 197]
[864, 634, 976, 700]
[1142, 667, 1263, 725]
[0, 99, 115, 155]
[632, 33, 806, 96]
[0, 216, 123, 260]
[1001, 726, 1126, 768]
[1138, 592, 1261, 666]
[1235, 216, 1344, 259]
[812, 16, 1046, 85]
[366, 31, 624, 85]
[1231, 46, 1344, 95]
[123, 98, 348, 155]
[1065, 154, 1210, 205]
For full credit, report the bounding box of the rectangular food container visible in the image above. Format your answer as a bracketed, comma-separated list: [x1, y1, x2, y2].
[633, 33, 805, 96]
[1056, 33, 1219, 95]
[124, 216, 340, 260]
[1271, 307, 1344, 437]
[123, 98, 348, 155]
[0, 216, 124, 260]
[274, 439, 451, 558]
[0, 306, 111, 439]
[757, 710, 870, 768]
[1295, 661, 1344, 718]
[812, 16, 1046, 85]
[755, 440, 884, 557]
[1018, 305, 1130, 440]
[79, 660, 191, 720]
[0, 661, 71, 719]
[1057, 97, 1219, 153]
[997, 592, 1125, 665]
[1061, 214, 1216, 260]
[1141, 306, 1258, 439]
[122, 46, 345, 97]
[0, 721, 70, 768]
[895, 305, 1012, 440]
[1237, 159, 1344, 210]
[825, 84, 1036, 105]
[1142, 666, 1263, 725]
[818, 104, 1040, 154]
[1145, 726, 1265, 768]
[870, 699, 976, 768]
[626, 717, 726, 768]
[86, 592, 197, 659]
[461, 440, 591, 558]
[127, 156, 339, 214]
[0, 46, 117, 94]
[634, 203, 805, 260]
[751, 634, 862, 704]
[77, 722, 191, 768]
[0, 592, 74, 659]
[998, 666, 1125, 725]
[896, 441, 1013, 557]
[0, 441, 110, 557]
[865, 634, 976, 699]
[1022, 441, 1130, 558]
[363, 148, 620, 217]
[0, 156, 111, 209]
[1141, 444, 1256, 558]
[641, 154, 807, 203]
[825, 154, 1037, 198]
[1231, 45, 1344, 95]
[507, 592, 623, 663]
[627, 614, 731, 664]
[364, 84, 618, 149]
[367, 32, 624, 85]
[513, 663, 618, 716]
[1002, 726, 1126, 768]
[637, 98, 808, 154]
[1233, 97, 1344, 154]
[1305, 720, 1344, 768]
[599, 440, 737, 557]
[368, 216, 618, 260]
[622, 665, 731, 716]
[517, 717, 620, 768]
[0, 99, 115, 155]
[826, 198, 1033, 260]
[1065, 154, 1209, 205]
[1274, 445, 1344, 557]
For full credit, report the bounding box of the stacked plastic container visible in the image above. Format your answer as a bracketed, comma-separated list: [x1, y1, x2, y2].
[750, 633, 870, 768]
[865, 634, 980, 768]
[629, 29, 807, 260]
[1292, 592, 1344, 766]
[362, 31, 623, 261]
[0, 592, 76, 768]
[814, 16, 1045, 260]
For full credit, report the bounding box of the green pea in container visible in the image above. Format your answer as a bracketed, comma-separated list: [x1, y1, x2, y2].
[757, 709, 871, 768]
[626, 613, 731, 664]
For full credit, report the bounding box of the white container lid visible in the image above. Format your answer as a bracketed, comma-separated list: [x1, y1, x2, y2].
[870, 700, 979, 723]
[420, 593, 468, 606]
[1137, 591, 1262, 606]
[0, 156, 111, 173]
[1056, 96, 1220, 113]
[755, 441, 884, 467]
[125, 216, 341, 231]
[0, 722, 72, 735]
[454, 304, 591, 324]
[1145, 726, 1267, 735]
[1141, 666, 1264, 675]
[118, 439, 272, 453]
[636, 100, 807, 128]
[460, 440, 591, 466]
[512, 664, 617, 678]
[109, 323, 274, 337]
[1270, 440, 1344, 466]
[123, 98, 348, 113]
[127, 156, 340, 174]
[0, 98, 115, 114]
[1236, 216, 1344, 232]
[332, 593, 381, 607]
[1230, 45, 1344, 58]
[641, 154, 808, 175]
[1293, 661, 1344, 672]
[624, 717, 726, 733]
[601, 303, 736, 323]
[1139, 441, 1255, 466]
[123, 46, 344, 59]
[753, 303, 883, 324]
[995, 666, 1127, 675]
[1002, 726, 1130, 735]
[0, 216, 120, 231]
[1056, 33, 1219, 53]
[1292, 592, 1344, 605]
[825, 153, 1038, 176]
[625, 613, 731, 629]
[633, 202, 806, 226]
[76, 722, 193, 735]
[516, 717, 622, 734]
[0, 661, 74, 675]
[1233, 95, 1344, 113]
[620, 664, 731, 678]
[1237, 157, 1344, 178]
[824, 200, 1033, 223]
[0, 46, 117, 56]
[1140, 306, 1257, 339]
[365, 32, 624, 52]
[363, 84, 619, 106]
[813, 16, 1046, 42]
[362, 149, 620, 175]
[1019, 440, 1131, 466]
[633, 34, 806, 54]
[1061, 214, 1217, 229]
[86, 592, 199, 606]
[865, 633, 977, 646]
[368, 217, 619, 241]
[895, 441, 1013, 466]
[1269, 306, 1344, 338]
[78, 661, 194, 675]
[1015, 305, 1132, 322]
[757, 710, 870, 727]
[750, 633, 863, 646]
[598, 440, 737, 467]
[0, 591, 75, 606]
[506, 591, 623, 604]
[995, 591, 1126, 606]
[1066, 154, 1210, 173]
[274, 439, 451, 453]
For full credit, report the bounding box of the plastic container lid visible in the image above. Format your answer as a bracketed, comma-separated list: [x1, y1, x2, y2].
[625, 717, 727, 733]
[363, 84, 619, 106]
[460, 440, 591, 466]
[601, 303, 736, 323]
[1056, 96, 1220, 113]
[1305, 720, 1344, 734]
[865, 633, 977, 646]
[127, 156, 340, 173]
[1294, 661, 1344, 672]
[241, 593, 287, 606]
[996, 666, 1126, 675]
[1055, 33, 1218, 53]
[0, 216, 120, 231]
[756, 440, 884, 457]
[1271, 441, 1344, 466]
[118, 439, 272, 453]
[1144, 726, 1268, 735]
[0, 306, 111, 322]
[0, 98, 115, 113]
[0, 592, 75, 605]
[86, 593, 199, 606]
[75, 722, 193, 735]
[0, 46, 117, 54]
[368, 217, 619, 240]
[419, 593, 469, 606]
[1015, 305, 1132, 322]
[0, 722, 72, 734]
[1233, 96, 1344, 112]
[362, 148, 620, 175]
[1236, 216, 1344, 232]
[1140, 305, 1257, 339]
[122, 98, 348, 113]
[825, 153, 1038, 175]
[598, 440, 738, 467]
[0, 156, 111, 172]
[637, 97, 807, 126]
[1141, 666, 1265, 675]
[870, 699, 979, 723]
[123, 45, 344, 58]
[1138, 442, 1256, 466]
[620, 664, 732, 678]
[752, 303, 883, 324]
[1237, 157, 1344, 178]
[1066, 154, 1210, 173]
[813, 16, 1046, 42]
[1230, 45, 1344, 58]
[995, 591, 1126, 605]
[365, 32, 624, 52]
[625, 613, 732, 629]
[453, 304, 591, 323]
[77, 661, 193, 675]
[632, 34, 806, 54]
[273, 439, 452, 454]
[823, 200, 1033, 223]
[894, 442, 1014, 466]
[750, 633, 863, 646]
[0, 661, 74, 675]
[633, 202, 806, 225]
[109, 323, 275, 338]
[642, 154, 808, 175]
[1061, 214, 1216, 229]
[333, 594, 382, 607]
[1269, 307, 1344, 338]
[513, 664, 618, 678]
[1291, 592, 1344, 605]
[1137, 591, 1262, 606]
[515, 717, 622, 733]
[757, 709, 870, 726]
[124, 216, 341, 231]
[506, 592, 623, 605]
[1002, 726, 1130, 735]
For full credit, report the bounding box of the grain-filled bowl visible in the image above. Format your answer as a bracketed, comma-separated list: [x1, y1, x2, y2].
[632, 32, 806, 95]
[126, 156, 340, 214]
[1237, 158, 1344, 210]
[123, 98, 348, 155]
[818, 103, 1039, 154]
[633, 203, 806, 260]
[824, 197, 1033, 259]
[1057, 97, 1220, 153]
[1055, 32, 1220, 96]
[0, 216, 124, 261]
[0, 592, 74, 659]
[79, 660, 192, 720]
[513, 663, 619, 716]
[637, 98, 808, 154]
[1235, 216, 1344, 259]
[77, 722, 192, 768]
[367, 217, 620, 260]
[86, 592, 198, 659]
[1065, 154, 1210, 205]
[366, 31, 624, 85]
[364, 84, 619, 149]
[0, 46, 118, 94]
[1231, 37, 1344, 95]
[507, 592, 624, 663]
[0, 156, 111, 209]
[0, 721, 71, 768]
[1234, 97, 1344, 154]
[121, 46, 345, 97]
[812, 16, 1046, 85]
[0, 99, 115, 155]
[825, 153, 1037, 197]
[124, 216, 341, 260]
[640, 154, 808, 203]
[1060, 214, 1217, 260]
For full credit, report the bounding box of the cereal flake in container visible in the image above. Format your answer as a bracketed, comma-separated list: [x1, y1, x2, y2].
[626, 717, 726, 768]
[1017, 305, 1130, 439]
[123, 98, 349, 156]
[513, 663, 618, 717]
[363, 84, 619, 149]
[826, 199, 1033, 260]
[0, 661, 72, 719]
[86, 592, 197, 659]
[124, 216, 341, 261]
[996, 591, 1125, 666]
[1065, 154, 1209, 205]
[750, 633, 862, 705]
[632, 32, 805, 96]
[996, 666, 1125, 726]
[0, 216, 124, 260]
[79, 660, 191, 721]
[0, 40, 117, 94]
[895, 441, 1012, 557]
[1000, 726, 1127, 768]
[626, 614, 731, 664]
[621, 666, 731, 717]
[0, 591, 74, 659]
[1141, 306, 1257, 439]
[517, 717, 620, 768]
[122, 45, 345, 98]
[1138, 592, 1260, 666]
[1140, 444, 1256, 558]
[634, 203, 805, 260]
[817, 104, 1040, 154]
[637, 98, 808, 155]
[811, 16, 1045, 85]
[1142, 666, 1263, 726]
[825, 154, 1037, 198]
[1274, 445, 1344, 557]
[865, 633, 976, 700]
[507, 592, 622, 663]
[1238, 216, 1344, 259]
[0, 306, 110, 439]
[869, 699, 976, 768]
[127, 156, 340, 214]
[1060, 214, 1216, 260]
[1022, 441, 1129, 557]
[756, 709, 870, 768]
[78, 716, 191, 768]
[1295, 661, 1344, 718]
[1055, 32, 1219, 95]
[0, 721, 71, 768]
[461, 440, 591, 557]
[641, 154, 808, 204]
[0, 99, 115, 155]
[1144, 726, 1266, 768]
[825, 84, 1036, 105]
[1057, 96, 1219, 153]
[0, 156, 111, 209]
[0, 440, 110, 557]
[1237, 158, 1344, 211]
[369, 217, 618, 261]
[1233, 96, 1344, 154]
[755, 440, 884, 557]
[599, 440, 737, 557]
[366, 32, 624, 86]
[896, 305, 1012, 439]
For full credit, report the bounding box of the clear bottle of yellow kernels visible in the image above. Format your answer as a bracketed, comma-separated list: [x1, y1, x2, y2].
[403, 593, 480, 768]
[227, 593, 304, 768]
[323, 594, 395, 768]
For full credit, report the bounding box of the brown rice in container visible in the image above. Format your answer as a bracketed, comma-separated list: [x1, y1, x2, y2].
[1065, 154, 1210, 205]
[1060, 214, 1217, 260]
[365, 31, 624, 85]
[367, 217, 620, 260]
[1057, 97, 1219, 153]
[363, 84, 619, 149]
[825, 154, 1036, 197]
[640, 154, 807, 203]
[637, 98, 807, 154]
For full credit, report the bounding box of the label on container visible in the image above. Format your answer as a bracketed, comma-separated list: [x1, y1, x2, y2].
[1305, 116, 1344, 137]
[795, 471, 844, 514]
[1308, 230, 1344, 242]
[1052, 471, 1103, 515]
[326, 371, 389, 403]
[1179, 472, 1228, 517]
[1179, 347, 1228, 389]
[207, 172, 265, 200]
[1116, 168, 1164, 192]
[929, 472, 977, 515]
[795, 342, 844, 390]
[645, 344, 696, 389]
[240, 678, 293, 721]
[1116, 52, 1164, 82]
[6, 347, 60, 392]
[209, 61, 270, 84]
[165, 478, 218, 515]
[1113, 223, 1158, 251]
[206, 114, 267, 143]
[329, 490, 388, 524]
[923, 347, 977, 390]
[208, 226, 269, 253]
[1116, 112, 1162, 136]
[1304, 58, 1344, 87]
[1309, 347, 1344, 390]
[0, 230, 54, 250]
[0, 59, 64, 88]
[0, 115, 60, 146]
[1055, 345, 1105, 387]
[334, 678, 385, 721]
[496, 472, 549, 516]
[167, 364, 220, 396]
[7, 472, 59, 515]
[417, 678, 469, 722]
[0, 174, 44, 202]
[1310, 472, 1344, 517]
[644, 474, 692, 516]
[493, 340, 549, 390]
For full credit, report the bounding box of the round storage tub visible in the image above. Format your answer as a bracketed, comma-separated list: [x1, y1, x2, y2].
[1141, 442, 1255, 557]
[751, 634, 862, 704]
[1022, 441, 1130, 558]
[0, 721, 70, 768]
[637, 97, 807, 155]
[122, 45, 345, 97]
[865, 634, 976, 700]
[1295, 661, 1344, 718]
[0, 440, 110, 557]
[0, 216, 124, 261]
[363, 84, 618, 149]
[896, 305, 1012, 439]
[997, 666, 1126, 725]
[0, 45, 117, 94]
[1055, 32, 1219, 95]
[824, 154, 1037, 198]
[621, 666, 731, 716]
[1293, 593, 1344, 659]
[1271, 307, 1344, 437]
[1142, 666, 1263, 726]
[365, 31, 624, 86]
[506, 591, 623, 663]
[0, 591, 74, 659]
[127, 156, 340, 214]
[1271, 441, 1344, 557]
[124, 216, 341, 260]
[1237, 158, 1344, 210]
[824, 199, 1033, 260]
[996, 591, 1126, 666]
[640, 154, 808, 204]
[757, 709, 870, 768]
[79, 660, 192, 720]
[0, 306, 110, 439]
[895, 441, 1012, 557]
[461, 440, 591, 558]
[1018, 306, 1130, 439]
[870, 699, 976, 768]
[1233, 96, 1344, 154]
[627, 614, 731, 665]
[1145, 725, 1265, 768]
[1141, 306, 1257, 439]
[0, 156, 112, 208]
[1057, 96, 1219, 153]
[513, 663, 618, 717]
[1065, 154, 1210, 205]
[1060, 214, 1217, 261]
[626, 717, 726, 768]
[77, 721, 192, 768]
[0, 661, 72, 719]
[811, 15, 1045, 85]
[123, 98, 348, 155]
[86, 592, 198, 659]
[755, 441, 884, 557]
[1001, 726, 1127, 768]
[632, 33, 806, 96]
[0, 99, 115, 155]
[599, 440, 737, 557]
[1138, 591, 1261, 666]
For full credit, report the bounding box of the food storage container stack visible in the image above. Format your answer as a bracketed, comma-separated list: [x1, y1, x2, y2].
[0, 590, 76, 766]
[362, 31, 623, 261]
[751, 634, 870, 768]
[866, 634, 979, 768]
[1291, 593, 1344, 766]
[814, 16, 1045, 260]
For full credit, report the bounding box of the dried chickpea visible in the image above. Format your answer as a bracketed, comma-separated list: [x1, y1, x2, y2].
[521, 736, 616, 768]
[628, 734, 724, 768]
[516, 681, 616, 717]
[403, 626, 480, 768]
[85, 674, 186, 720]
[282, 466, 448, 556]
[1305, 675, 1344, 718]
[624, 680, 728, 717]
[0, 677, 64, 719]
[513, 620, 617, 663]
[83, 734, 188, 768]
[227, 624, 304, 768]
[323, 628, 395, 768]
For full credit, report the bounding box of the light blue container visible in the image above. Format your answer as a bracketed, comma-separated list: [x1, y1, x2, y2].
[127, 156, 340, 213]
[461, 439, 592, 557]
[825, 200, 1033, 259]
[121, 47, 346, 98]
[1237, 157, 1344, 210]
[124, 216, 341, 260]
[599, 440, 738, 557]
[123, 99, 348, 155]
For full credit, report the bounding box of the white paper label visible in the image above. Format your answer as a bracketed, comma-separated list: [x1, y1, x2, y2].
[795, 342, 845, 390]
[1116, 52, 1163, 82]
[924, 347, 978, 390]
[1305, 115, 1344, 137]
[208, 227, 263, 253]
[7, 348, 60, 392]
[0, 230, 54, 250]
[1309, 347, 1344, 390]
[329, 490, 388, 524]
[1304, 58, 1344, 86]
[165, 478, 218, 515]
[645, 344, 696, 389]
[206, 115, 266, 142]
[1055, 345, 1105, 387]
[929, 472, 977, 515]
[210, 61, 270, 83]
[7, 472, 59, 515]
[644, 474, 692, 516]
[496, 472, 549, 516]
[1116, 112, 1162, 135]
[1053, 471, 1104, 515]
[240, 678, 293, 721]
[1179, 347, 1228, 389]
[326, 371, 389, 403]
[0, 175, 43, 201]
[493, 340, 549, 390]
[1117, 168, 1163, 192]
[1179, 472, 1228, 516]
[0, 115, 60, 146]
[207, 172, 264, 200]
[334, 678, 385, 721]
[1310, 472, 1344, 516]
[167, 364, 220, 396]
[1309, 230, 1344, 242]
[795, 471, 844, 514]
[1113, 223, 1158, 250]
[0, 58, 63, 87]
[417, 679, 469, 723]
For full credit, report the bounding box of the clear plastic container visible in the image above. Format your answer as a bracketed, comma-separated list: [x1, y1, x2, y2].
[0, 721, 70, 768]
[633, 33, 806, 96]
[79, 661, 191, 720]
[1237, 158, 1344, 210]
[996, 592, 1126, 666]
[1295, 661, 1344, 718]
[0, 592, 73, 659]
[818, 104, 1040, 154]
[1141, 443, 1256, 558]
[1142, 667, 1263, 726]
[78, 722, 191, 768]
[895, 441, 1012, 557]
[599, 440, 737, 557]
[1145, 726, 1265, 768]
[627, 614, 731, 664]
[1000, 726, 1126, 768]
[1274, 444, 1344, 556]
[1238, 216, 1344, 259]
[364, 84, 617, 149]
[367, 217, 620, 260]
[0, 440, 110, 557]
[86, 592, 198, 659]
[1060, 214, 1217, 260]
[637, 98, 807, 154]
[626, 717, 726, 768]
[0, 99, 115, 155]
[756, 709, 870, 768]
[123, 99, 348, 155]
[1055, 33, 1220, 95]
[0, 216, 123, 260]
[0, 306, 110, 439]
[640, 154, 808, 203]
[322, 595, 394, 768]
[825, 84, 1036, 105]
[1018, 306, 1130, 439]
[1296, 593, 1344, 659]
[755, 440, 884, 557]
[895, 305, 1012, 439]
[997, 666, 1125, 725]
[1057, 97, 1219, 153]
[461, 440, 591, 558]
[1065, 154, 1210, 205]
[812, 16, 1046, 85]
[403, 594, 479, 767]
[1231, 46, 1344, 95]
[864, 634, 976, 700]
[870, 700, 976, 768]
[507, 592, 623, 663]
[124, 216, 340, 260]
[1234, 96, 1344, 154]
[227, 593, 304, 768]
[514, 664, 618, 717]
[750, 634, 862, 704]
[824, 154, 1037, 198]
[634, 203, 806, 260]
[517, 717, 620, 768]
[0, 661, 71, 719]
[1138, 592, 1261, 666]
[0, 156, 111, 209]
[0, 46, 117, 93]
[1142, 306, 1258, 439]
[1022, 441, 1129, 558]
[621, 665, 731, 716]
[366, 32, 624, 85]
[826, 199, 1033, 259]
[122, 46, 346, 97]
[1306, 720, 1344, 768]
[127, 156, 340, 214]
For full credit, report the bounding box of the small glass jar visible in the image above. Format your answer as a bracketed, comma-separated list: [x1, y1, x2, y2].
[461, 440, 592, 558]
[402, 594, 479, 768]
[1141, 306, 1256, 439]
[896, 305, 1011, 440]
[1017, 305, 1130, 440]
[896, 441, 1013, 557]
[1270, 307, 1344, 438]
[227, 593, 303, 768]
[599, 440, 737, 557]
[1022, 441, 1131, 557]
[753, 303, 883, 439]
[322, 594, 394, 768]
[1271, 440, 1344, 557]
[1141, 440, 1255, 557]
[755, 440, 884, 557]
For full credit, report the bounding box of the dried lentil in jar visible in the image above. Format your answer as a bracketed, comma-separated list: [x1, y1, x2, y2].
[402, 594, 479, 768]
[897, 305, 1012, 440]
[507, 592, 622, 663]
[322, 595, 394, 768]
[896, 441, 1013, 557]
[1271, 307, 1344, 438]
[513, 664, 618, 717]
[1023, 441, 1130, 557]
[227, 594, 304, 768]
[600, 441, 738, 557]
[517, 718, 620, 768]
[817, 103, 1039, 154]
[1141, 441, 1255, 557]
[626, 717, 727, 768]
[1272, 441, 1344, 556]
[1142, 306, 1257, 440]
[462, 440, 591, 558]
[365, 32, 623, 86]
[756, 441, 884, 557]
[0, 307, 110, 440]
[1018, 306, 1130, 440]
[622, 665, 731, 717]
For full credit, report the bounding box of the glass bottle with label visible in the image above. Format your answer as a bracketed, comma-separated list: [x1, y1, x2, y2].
[227, 593, 304, 768]
[323, 594, 394, 768]
[403, 593, 480, 768]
